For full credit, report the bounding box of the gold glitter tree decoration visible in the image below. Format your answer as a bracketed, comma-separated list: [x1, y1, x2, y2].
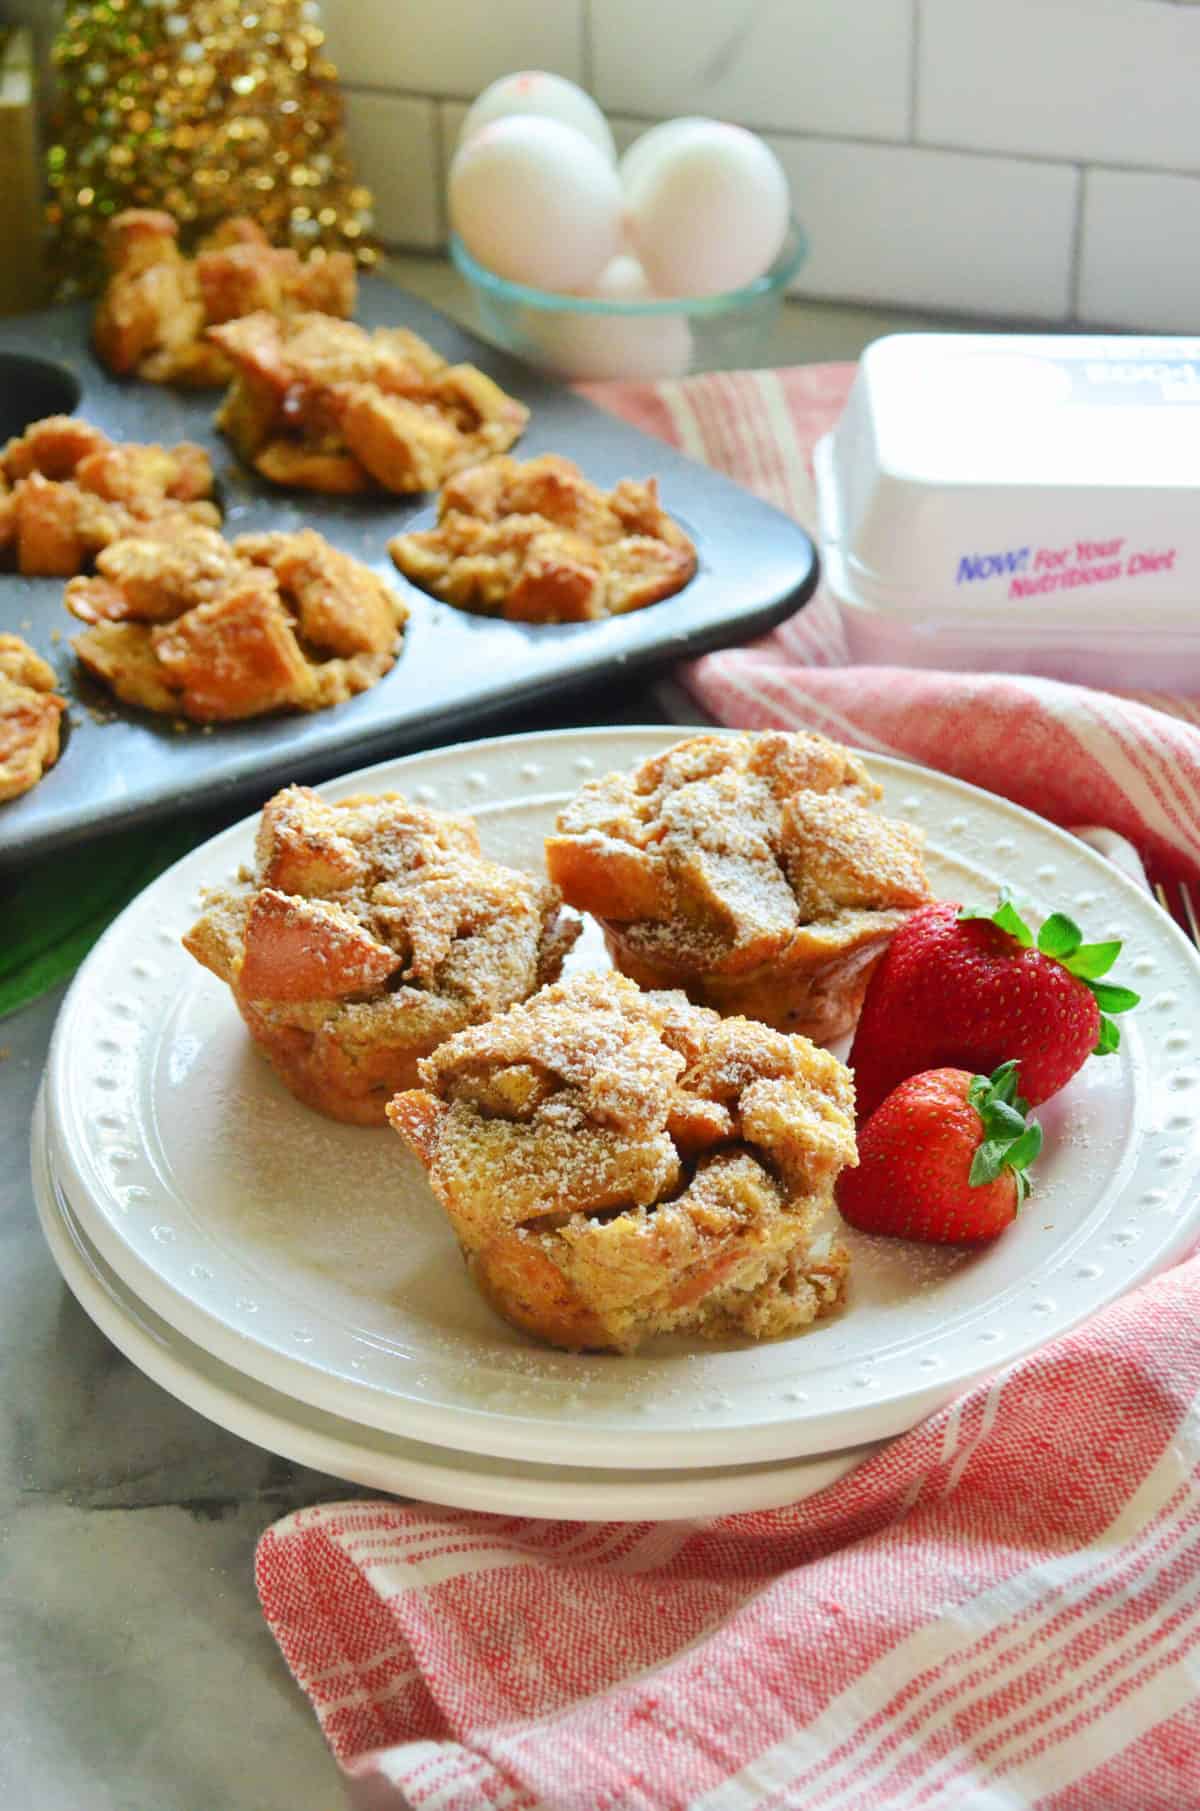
[45, 0, 377, 298]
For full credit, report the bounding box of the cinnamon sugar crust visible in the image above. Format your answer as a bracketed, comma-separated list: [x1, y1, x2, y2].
[67, 523, 408, 722]
[388, 453, 698, 622]
[93, 209, 356, 388]
[544, 731, 932, 1042]
[0, 634, 67, 802]
[184, 785, 581, 1124]
[388, 970, 854, 1352]
[0, 417, 218, 578]
[209, 311, 529, 494]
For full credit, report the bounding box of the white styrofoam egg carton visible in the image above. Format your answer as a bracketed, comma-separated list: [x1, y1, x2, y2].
[814, 333, 1200, 688]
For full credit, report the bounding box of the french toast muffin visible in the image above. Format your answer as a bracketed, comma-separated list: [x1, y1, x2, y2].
[544, 731, 932, 1043]
[184, 785, 580, 1124]
[0, 634, 67, 802]
[388, 452, 697, 622]
[0, 416, 217, 577]
[67, 524, 408, 721]
[93, 209, 356, 387]
[209, 311, 528, 494]
[388, 970, 855, 1353]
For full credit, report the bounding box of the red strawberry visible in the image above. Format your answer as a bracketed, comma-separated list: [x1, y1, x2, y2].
[849, 892, 1139, 1122]
[836, 1062, 1042, 1244]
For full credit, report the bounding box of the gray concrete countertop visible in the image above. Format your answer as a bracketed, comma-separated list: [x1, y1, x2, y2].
[0, 986, 355, 1811]
[0, 261, 943, 1809]
[0, 685, 713, 1811]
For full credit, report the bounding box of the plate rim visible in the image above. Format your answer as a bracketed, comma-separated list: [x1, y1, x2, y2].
[42, 723, 1200, 1468]
[31, 1090, 876, 1521]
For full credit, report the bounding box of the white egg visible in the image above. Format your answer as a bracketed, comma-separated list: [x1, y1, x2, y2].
[591, 252, 655, 301]
[625, 120, 791, 297]
[521, 254, 693, 382]
[459, 71, 616, 164]
[618, 117, 713, 195]
[449, 116, 623, 292]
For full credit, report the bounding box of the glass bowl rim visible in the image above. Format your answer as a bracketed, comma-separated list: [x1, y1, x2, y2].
[449, 218, 807, 317]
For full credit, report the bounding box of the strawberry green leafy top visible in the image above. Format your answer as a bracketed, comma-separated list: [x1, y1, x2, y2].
[966, 1061, 1042, 1204]
[959, 892, 1140, 1056]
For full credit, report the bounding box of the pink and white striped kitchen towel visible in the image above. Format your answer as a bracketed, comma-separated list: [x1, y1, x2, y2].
[256, 364, 1200, 1810]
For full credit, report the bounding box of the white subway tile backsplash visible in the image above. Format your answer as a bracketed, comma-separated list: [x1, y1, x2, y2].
[1079, 168, 1200, 329]
[592, 0, 911, 140]
[324, 0, 582, 97]
[919, 0, 1200, 173]
[322, 0, 1200, 326]
[439, 100, 470, 165]
[771, 137, 1078, 319]
[344, 91, 441, 247]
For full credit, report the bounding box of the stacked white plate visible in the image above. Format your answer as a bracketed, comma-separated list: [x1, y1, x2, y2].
[33, 728, 1200, 1520]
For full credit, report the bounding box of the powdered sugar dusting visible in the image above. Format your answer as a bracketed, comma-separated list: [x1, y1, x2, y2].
[548, 731, 931, 1038]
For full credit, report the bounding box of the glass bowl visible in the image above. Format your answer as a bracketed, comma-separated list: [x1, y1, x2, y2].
[450, 219, 808, 382]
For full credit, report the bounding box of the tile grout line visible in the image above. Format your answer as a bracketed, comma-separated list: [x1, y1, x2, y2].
[338, 83, 1200, 182]
[431, 97, 450, 243]
[1067, 163, 1087, 325]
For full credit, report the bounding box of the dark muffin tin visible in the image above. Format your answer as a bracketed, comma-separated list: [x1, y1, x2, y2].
[0, 277, 818, 863]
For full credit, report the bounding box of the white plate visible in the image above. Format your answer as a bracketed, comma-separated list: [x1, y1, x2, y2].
[43, 726, 1200, 1470]
[32, 1091, 874, 1520]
